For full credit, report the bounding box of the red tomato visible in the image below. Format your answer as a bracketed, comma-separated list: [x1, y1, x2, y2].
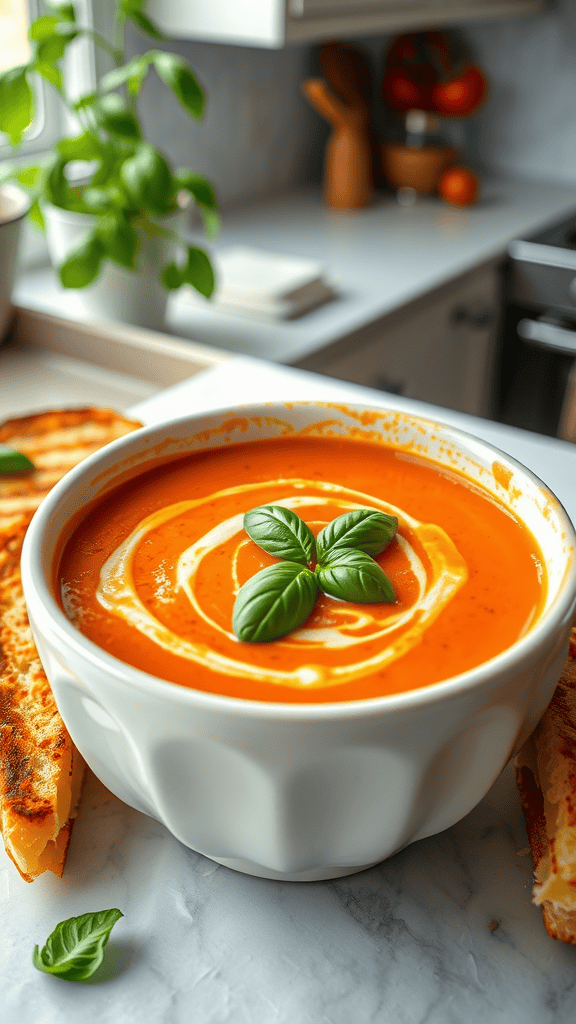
[432, 65, 487, 117]
[438, 166, 480, 206]
[383, 69, 432, 111]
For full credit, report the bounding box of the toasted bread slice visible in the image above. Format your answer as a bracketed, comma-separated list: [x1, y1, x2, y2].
[515, 628, 576, 943]
[0, 407, 141, 880]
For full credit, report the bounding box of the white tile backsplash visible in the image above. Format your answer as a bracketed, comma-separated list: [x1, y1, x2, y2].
[114, 5, 576, 210]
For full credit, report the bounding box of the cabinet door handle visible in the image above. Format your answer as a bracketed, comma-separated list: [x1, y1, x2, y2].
[518, 317, 576, 355]
[451, 305, 495, 329]
[372, 374, 406, 395]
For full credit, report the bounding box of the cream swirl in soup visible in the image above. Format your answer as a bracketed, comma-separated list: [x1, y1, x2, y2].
[95, 479, 468, 689]
[59, 435, 545, 703]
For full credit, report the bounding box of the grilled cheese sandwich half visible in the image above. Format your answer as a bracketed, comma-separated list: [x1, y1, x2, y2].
[516, 628, 576, 943]
[0, 407, 141, 881]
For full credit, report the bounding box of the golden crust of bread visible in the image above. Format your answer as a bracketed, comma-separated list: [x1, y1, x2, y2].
[515, 628, 576, 943]
[0, 407, 141, 881]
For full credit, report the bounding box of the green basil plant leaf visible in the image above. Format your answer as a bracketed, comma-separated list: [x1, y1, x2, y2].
[32, 908, 123, 982]
[233, 562, 318, 643]
[316, 548, 396, 604]
[56, 131, 102, 162]
[45, 0, 77, 20]
[28, 198, 45, 231]
[152, 52, 204, 120]
[11, 163, 43, 188]
[120, 143, 173, 215]
[316, 508, 398, 562]
[244, 505, 315, 565]
[94, 94, 141, 142]
[129, 10, 165, 40]
[100, 55, 152, 96]
[0, 446, 35, 474]
[173, 169, 220, 237]
[58, 227, 104, 288]
[97, 210, 137, 269]
[34, 60, 63, 91]
[180, 245, 215, 298]
[120, 0, 166, 40]
[161, 261, 183, 290]
[0, 66, 34, 145]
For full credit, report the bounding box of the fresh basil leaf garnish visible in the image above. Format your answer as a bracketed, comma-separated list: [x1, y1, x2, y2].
[0, 445, 35, 474]
[243, 505, 315, 565]
[233, 561, 318, 643]
[32, 908, 123, 982]
[316, 508, 397, 562]
[316, 548, 395, 604]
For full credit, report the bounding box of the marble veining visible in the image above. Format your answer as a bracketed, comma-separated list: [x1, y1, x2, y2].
[1, 761, 575, 1024]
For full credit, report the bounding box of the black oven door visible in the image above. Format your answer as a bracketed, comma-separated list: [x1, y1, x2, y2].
[496, 301, 576, 438]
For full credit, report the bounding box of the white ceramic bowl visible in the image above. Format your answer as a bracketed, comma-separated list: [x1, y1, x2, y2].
[21, 402, 576, 881]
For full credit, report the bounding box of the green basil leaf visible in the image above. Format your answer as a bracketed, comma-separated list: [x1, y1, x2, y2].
[120, 143, 173, 215]
[152, 52, 204, 120]
[58, 227, 104, 288]
[94, 94, 141, 142]
[173, 169, 220, 237]
[233, 562, 318, 643]
[317, 548, 395, 604]
[97, 210, 137, 269]
[129, 10, 165, 40]
[34, 60, 63, 91]
[178, 245, 215, 298]
[0, 66, 33, 145]
[11, 163, 43, 188]
[41, 152, 70, 207]
[244, 505, 315, 565]
[28, 198, 45, 231]
[316, 509, 398, 563]
[101, 55, 152, 95]
[30, 18, 77, 64]
[29, 15, 61, 41]
[57, 131, 102, 162]
[0, 446, 35, 474]
[45, 1, 77, 21]
[32, 908, 123, 982]
[161, 262, 183, 290]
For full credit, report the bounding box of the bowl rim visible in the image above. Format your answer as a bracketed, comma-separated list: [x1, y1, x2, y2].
[21, 400, 576, 722]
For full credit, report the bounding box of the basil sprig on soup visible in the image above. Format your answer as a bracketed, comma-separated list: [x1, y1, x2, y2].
[233, 505, 398, 642]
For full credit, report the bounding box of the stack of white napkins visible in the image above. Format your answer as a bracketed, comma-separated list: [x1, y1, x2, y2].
[184, 246, 335, 320]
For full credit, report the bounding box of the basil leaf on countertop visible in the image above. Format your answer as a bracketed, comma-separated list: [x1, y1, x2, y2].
[0, 445, 35, 474]
[233, 561, 318, 643]
[316, 548, 396, 604]
[32, 908, 123, 982]
[244, 505, 315, 565]
[316, 508, 398, 563]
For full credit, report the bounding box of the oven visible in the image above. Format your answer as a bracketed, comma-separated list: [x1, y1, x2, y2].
[496, 213, 576, 441]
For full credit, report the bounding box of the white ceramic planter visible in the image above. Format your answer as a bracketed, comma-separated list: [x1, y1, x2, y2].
[0, 183, 30, 343]
[43, 202, 185, 332]
[21, 402, 576, 881]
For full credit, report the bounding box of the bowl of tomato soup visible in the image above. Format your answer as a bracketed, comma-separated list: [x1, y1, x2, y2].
[21, 402, 576, 880]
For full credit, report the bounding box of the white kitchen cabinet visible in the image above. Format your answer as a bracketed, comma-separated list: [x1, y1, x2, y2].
[295, 263, 501, 418]
[146, 0, 542, 48]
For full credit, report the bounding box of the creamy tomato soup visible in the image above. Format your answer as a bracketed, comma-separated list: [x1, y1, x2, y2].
[58, 435, 545, 703]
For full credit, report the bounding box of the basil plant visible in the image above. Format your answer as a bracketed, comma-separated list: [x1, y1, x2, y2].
[0, 0, 219, 298]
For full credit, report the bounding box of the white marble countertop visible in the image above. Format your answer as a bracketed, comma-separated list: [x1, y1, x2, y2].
[2, 358, 576, 1024]
[13, 177, 576, 366]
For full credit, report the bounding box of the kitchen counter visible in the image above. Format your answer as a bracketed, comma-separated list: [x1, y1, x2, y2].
[13, 176, 576, 367]
[2, 357, 576, 1024]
